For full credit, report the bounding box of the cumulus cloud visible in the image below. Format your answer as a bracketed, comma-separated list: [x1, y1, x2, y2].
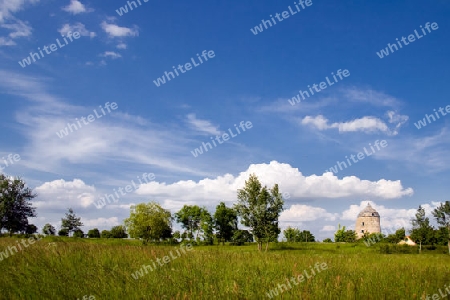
[186, 114, 221, 135]
[62, 0, 92, 14]
[136, 161, 413, 210]
[81, 217, 120, 228]
[101, 21, 138, 38]
[280, 204, 338, 222]
[320, 225, 336, 232]
[58, 22, 96, 38]
[34, 179, 96, 209]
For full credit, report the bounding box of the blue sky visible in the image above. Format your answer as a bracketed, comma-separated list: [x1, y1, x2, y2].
[0, 0, 449, 240]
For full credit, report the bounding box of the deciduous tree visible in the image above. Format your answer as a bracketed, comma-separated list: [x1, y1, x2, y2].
[410, 205, 434, 253]
[234, 174, 284, 251]
[124, 202, 172, 244]
[214, 202, 238, 245]
[0, 175, 37, 236]
[432, 201, 450, 254]
[87, 228, 100, 238]
[42, 223, 56, 235]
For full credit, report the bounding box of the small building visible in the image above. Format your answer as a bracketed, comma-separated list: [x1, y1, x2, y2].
[355, 203, 381, 239]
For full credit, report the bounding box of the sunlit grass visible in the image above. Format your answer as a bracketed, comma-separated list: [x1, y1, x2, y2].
[0, 237, 448, 299]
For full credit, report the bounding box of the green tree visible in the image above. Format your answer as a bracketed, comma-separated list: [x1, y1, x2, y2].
[124, 202, 172, 244]
[410, 205, 435, 253]
[61, 208, 83, 236]
[73, 229, 84, 238]
[110, 225, 128, 238]
[214, 202, 238, 245]
[175, 205, 212, 242]
[199, 210, 214, 245]
[0, 175, 37, 236]
[101, 230, 111, 238]
[434, 226, 449, 246]
[58, 228, 69, 236]
[334, 224, 346, 242]
[432, 201, 450, 254]
[234, 174, 284, 251]
[323, 238, 333, 243]
[283, 227, 301, 242]
[24, 224, 37, 235]
[335, 224, 357, 243]
[42, 223, 56, 235]
[299, 230, 315, 242]
[231, 229, 253, 245]
[87, 228, 100, 238]
[385, 228, 406, 243]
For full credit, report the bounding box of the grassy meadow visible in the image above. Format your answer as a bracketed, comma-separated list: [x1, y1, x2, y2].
[0, 237, 449, 300]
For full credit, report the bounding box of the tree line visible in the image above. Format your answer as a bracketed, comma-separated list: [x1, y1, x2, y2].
[1, 173, 449, 253]
[0, 174, 286, 251]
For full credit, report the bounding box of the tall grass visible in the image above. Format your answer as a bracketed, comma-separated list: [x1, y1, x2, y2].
[0, 237, 448, 299]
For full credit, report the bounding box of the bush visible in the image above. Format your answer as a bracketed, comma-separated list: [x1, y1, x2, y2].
[73, 229, 84, 238]
[58, 229, 69, 236]
[110, 226, 128, 238]
[87, 228, 100, 238]
[230, 230, 253, 246]
[323, 238, 333, 243]
[101, 230, 112, 238]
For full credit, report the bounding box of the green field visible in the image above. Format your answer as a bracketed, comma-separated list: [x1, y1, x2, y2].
[0, 237, 449, 300]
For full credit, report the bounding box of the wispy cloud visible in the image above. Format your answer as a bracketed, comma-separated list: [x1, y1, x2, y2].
[186, 114, 221, 135]
[302, 115, 392, 134]
[99, 51, 122, 59]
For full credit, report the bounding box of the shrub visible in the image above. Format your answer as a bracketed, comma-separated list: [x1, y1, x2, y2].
[73, 229, 84, 238]
[87, 228, 100, 238]
[110, 226, 128, 238]
[101, 230, 111, 238]
[58, 228, 69, 236]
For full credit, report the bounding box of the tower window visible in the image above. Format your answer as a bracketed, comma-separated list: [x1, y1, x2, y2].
[361, 230, 364, 233]
[372, 213, 375, 216]
[362, 222, 364, 226]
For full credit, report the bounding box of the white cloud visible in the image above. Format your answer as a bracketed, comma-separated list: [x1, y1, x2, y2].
[34, 179, 96, 209]
[0, 0, 37, 46]
[344, 87, 401, 108]
[58, 22, 96, 38]
[280, 205, 338, 222]
[100, 51, 122, 59]
[136, 161, 413, 211]
[301, 115, 329, 130]
[320, 225, 336, 232]
[81, 217, 120, 228]
[62, 0, 92, 14]
[0, 0, 39, 23]
[301, 115, 404, 135]
[1, 19, 32, 38]
[101, 21, 138, 38]
[0, 36, 16, 46]
[116, 43, 127, 49]
[186, 114, 221, 135]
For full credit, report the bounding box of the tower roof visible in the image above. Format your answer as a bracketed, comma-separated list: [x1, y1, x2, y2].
[358, 203, 380, 217]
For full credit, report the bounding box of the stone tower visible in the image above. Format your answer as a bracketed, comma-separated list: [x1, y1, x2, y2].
[355, 203, 381, 238]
